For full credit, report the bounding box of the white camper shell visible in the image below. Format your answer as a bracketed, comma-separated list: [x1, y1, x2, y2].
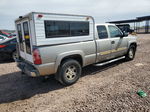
[15, 12, 94, 63]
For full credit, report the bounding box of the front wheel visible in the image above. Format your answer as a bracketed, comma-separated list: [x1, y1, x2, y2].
[125, 45, 136, 61]
[56, 59, 81, 86]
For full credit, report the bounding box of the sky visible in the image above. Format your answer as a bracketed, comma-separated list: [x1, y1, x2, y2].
[0, 0, 150, 30]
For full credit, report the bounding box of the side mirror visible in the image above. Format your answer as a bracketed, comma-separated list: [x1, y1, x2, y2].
[121, 31, 128, 38]
[123, 31, 128, 37]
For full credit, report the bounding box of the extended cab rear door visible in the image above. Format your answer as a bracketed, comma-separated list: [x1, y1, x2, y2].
[16, 19, 33, 63]
[96, 25, 112, 61]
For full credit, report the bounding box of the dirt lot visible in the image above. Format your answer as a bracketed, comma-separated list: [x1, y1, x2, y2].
[0, 34, 150, 112]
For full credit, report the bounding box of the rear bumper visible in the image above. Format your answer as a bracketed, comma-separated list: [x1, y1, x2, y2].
[16, 59, 40, 77]
[16, 58, 56, 77]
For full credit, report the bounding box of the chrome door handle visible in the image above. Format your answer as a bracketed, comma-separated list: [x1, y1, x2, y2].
[111, 41, 115, 44]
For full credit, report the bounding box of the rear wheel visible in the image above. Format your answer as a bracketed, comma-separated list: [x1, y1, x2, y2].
[125, 45, 136, 61]
[56, 59, 81, 86]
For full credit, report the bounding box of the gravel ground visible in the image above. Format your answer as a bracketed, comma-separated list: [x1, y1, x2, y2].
[0, 34, 150, 112]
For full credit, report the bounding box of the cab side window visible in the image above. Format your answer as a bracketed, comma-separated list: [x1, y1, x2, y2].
[108, 26, 122, 38]
[97, 25, 108, 39]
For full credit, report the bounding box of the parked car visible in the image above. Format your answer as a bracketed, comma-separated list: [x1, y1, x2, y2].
[0, 30, 16, 38]
[8, 33, 16, 38]
[15, 12, 137, 85]
[0, 35, 8, 41]
[0, 37, 18, 61]
[0, 30, 9, 37]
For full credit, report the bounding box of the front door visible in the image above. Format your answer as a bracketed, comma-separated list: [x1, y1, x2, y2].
[108, 25, 128, 58]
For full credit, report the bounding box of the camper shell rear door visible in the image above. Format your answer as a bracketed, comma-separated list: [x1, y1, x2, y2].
[15, 16, 33, 63]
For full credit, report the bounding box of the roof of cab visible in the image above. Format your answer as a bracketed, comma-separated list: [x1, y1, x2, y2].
[95, 23, 115, 26]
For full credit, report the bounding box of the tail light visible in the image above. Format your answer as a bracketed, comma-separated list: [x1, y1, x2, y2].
[0, 45, 6, 48]
[33, 48, 42, 64]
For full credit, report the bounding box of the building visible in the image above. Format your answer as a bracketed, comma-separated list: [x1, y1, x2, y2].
[107, 15, 150, 34]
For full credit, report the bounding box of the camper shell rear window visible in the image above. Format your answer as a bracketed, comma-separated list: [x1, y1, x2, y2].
[17, 24, 24, 51]
[44, 21, 89, 38]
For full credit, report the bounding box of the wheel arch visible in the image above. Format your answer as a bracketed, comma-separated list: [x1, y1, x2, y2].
[129, 42, 137, 51]
[54, 51, 85, 73]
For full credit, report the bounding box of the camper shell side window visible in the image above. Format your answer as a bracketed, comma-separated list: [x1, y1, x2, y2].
[44, 21, 89, 38]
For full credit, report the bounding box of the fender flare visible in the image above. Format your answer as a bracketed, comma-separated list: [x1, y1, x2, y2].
[54, 50, 85, 72]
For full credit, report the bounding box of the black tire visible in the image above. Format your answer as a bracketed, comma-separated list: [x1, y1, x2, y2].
[56, 59, 81, 86]
[125, 45, 136, 61]
[0, 53, 9, 61]
[21, 71, 25, 75]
